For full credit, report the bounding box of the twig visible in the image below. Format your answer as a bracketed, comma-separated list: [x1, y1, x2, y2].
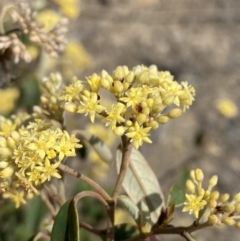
[74, 191, 109, 208]
[44, 184, 63, 206]
[58, 163, 112, 201]
[40, 190, 56, 217]
[112, 135, 133, 201]
[125, 221, 212, 241]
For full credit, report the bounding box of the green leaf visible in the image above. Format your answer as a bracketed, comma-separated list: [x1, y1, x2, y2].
[51, 200, 71, 241]
[74, 130, 113, 163]
[167, 185, 185, 207]
[51, 199, 81, 241]
[116, 147, 165, 224]
[118, 195, 140, 223]
[67, 200, 80, 241]
[114, 223, 139, 241]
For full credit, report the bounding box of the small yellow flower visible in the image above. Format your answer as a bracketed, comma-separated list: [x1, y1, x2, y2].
[103, 103, 126, 129]
[3, 191, 26, 208]
[215, 98, 238, 118]
[126, 122, 152, 149]
[36, 159, 61, 183]
[77, 92, 106, 123]
[182, 194, 207, 218]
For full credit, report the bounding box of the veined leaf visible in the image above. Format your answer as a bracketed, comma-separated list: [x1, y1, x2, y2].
[116, 147, 165, 223]
[167, 185, 185, 207]
[74, 130, 112, 163]
[118, 195, 140, 222]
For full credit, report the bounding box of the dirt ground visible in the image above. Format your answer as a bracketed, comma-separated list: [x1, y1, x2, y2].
[76, 1, 240, 240]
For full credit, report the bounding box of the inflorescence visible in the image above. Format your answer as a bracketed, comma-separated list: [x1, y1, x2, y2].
[183, 168, 240, 229]
[61, 65, 195, 149]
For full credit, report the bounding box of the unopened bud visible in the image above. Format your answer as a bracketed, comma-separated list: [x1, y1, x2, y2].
[235, 203, 240, 212]
[208, 215, 219, 225]
[0, 147, 12, 157]
[210, 191, 219, 200]
[220, 193, 230, 203]
[223, 203, 235, 213]
[7, 137, 16, 149]
[168, 108, 182, 119]
[163, 95, 175, 106]
[113, 80, 124, 93]
[0, 166, 14, 178]
[146, 98, 154, 108]
[157, 116, 169, 124]
[137, 70, 148, 83]
[11, 131, 20, 142]
[195, 168, 204, 182]
[0, 161, 8, 169]
[208, 175, 218, 190]
[114, 66, 125, 80]
[234, 193, 240, 202]
[136, 114, 147, 125]
[101, 78, 111, 89]
[113, 126, 126, 136]
[64, 103, 77, 113]
[222, 217, 235, 226]
[147, 121, 159, 130]
[209, 199, 217, 209]
[186, 179, 195, 193]
[125, 72, 134, 83]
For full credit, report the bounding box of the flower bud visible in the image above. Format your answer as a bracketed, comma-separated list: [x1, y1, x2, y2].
[222, 203, 235, 213]
[234, 203, 240, 212]
[7, 137, 16, 149]
[168, 108, 182, 119]
[101, 78, 111, 89]
[234, 193, 240, 202]
[113, 80, 124, 93]
[220, 193, 230, 203]
[0, 147, 12, 157]
[137, 70, 148, 83]
[11, 131, 20, 142]
[208, 214, 219, 225]
[157, 116, 169, 124]
[163, 95, 175, 106]
[190, 170, 196, 181]
[126, 120, 133, 127]
[146, 98, 154, 108]
[0, 161, 8, 169]
[125, 72, 134, 83]
[210, 191, 219, 200]
[123, 82, 130, 91]
[0, 137, 7, 147]
[147, 121, 159, 130]
[222, 217, 235, 226]
[0, 166, 14, 178]
[113, 126, 126, 136]
[64, 103, 77, 113]
[186, 179, 195, 193]
[114, 66, 125, 80]
[208, 175, 218, 190]
[40, 96, 49, 105]
[235, 222, 240, 229]
[195, 169, 204, 182]
[136, 114, 147, 125]
[209, 199, 217, 209]
[154, 97, 162, 105]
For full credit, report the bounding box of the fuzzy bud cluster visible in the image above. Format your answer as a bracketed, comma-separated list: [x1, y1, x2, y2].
[61, 65, 195, 149]
[0, 2, 68, 64]
[33, 73, 64, 123]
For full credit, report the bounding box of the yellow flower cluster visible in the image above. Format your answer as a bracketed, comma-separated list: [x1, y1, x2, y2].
[183, 168, 240, 228]
[0, 87, 20, 114]
[0, 115, 81, 208]
[61, 65, 195, 149]
[33, 73, 64, 123]
[53, 0, 80, 19]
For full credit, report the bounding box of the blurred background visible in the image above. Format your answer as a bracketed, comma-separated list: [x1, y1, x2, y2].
[1, 0, 240, 240]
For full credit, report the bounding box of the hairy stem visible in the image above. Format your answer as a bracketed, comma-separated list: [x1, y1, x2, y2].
[58, 163, 112, 201]
[112, 135, 133, 201]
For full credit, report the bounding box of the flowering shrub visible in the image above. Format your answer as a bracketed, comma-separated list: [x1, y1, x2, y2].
[0, 2, 239, 241]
